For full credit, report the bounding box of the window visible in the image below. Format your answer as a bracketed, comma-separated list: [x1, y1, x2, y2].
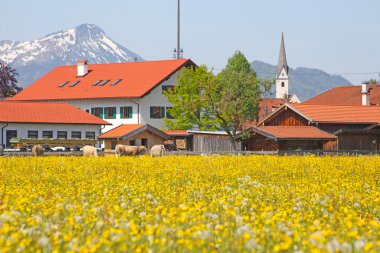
[111, 79, 122, 86]
[120, 106, 133, 119]
[129, 140, 135, 146]
[166, 107, 174, 119]
[58, 81, 69, 88]
[162, 85, 174, 94]
[69, 81, 80, 87]
[281, 82, 285, 87]
[150, 106, 165, 119]
[57, 131, 67, 139]
[104, 107, 116, 119]
[71, 131, 82, 139]
[43, 131, 53, 139]
[6, 130, 17, 147]
[92, 80, 102, 86]
[141, 138, 148, 147]
[99, 80, 110, 86]
[85, 132, 95, 139]
[27, 130, 38, 139]
[91, 107, 104, 119]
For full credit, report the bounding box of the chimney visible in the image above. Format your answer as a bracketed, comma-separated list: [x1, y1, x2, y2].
[77, 59, 88, 77]
[361, 81, 370, 106]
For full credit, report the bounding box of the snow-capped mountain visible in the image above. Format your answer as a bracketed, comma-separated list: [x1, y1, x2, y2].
[0, 24, 143, 87]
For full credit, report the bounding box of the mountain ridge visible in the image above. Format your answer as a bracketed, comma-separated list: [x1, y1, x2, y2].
[0, 24, 143, 88]
[252, 61, 352, 101]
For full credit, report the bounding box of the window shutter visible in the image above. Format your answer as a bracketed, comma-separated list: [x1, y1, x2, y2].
[112, 107, 116, 119]
[128, 107, 132, 118]
[160, 107, 165, 118]
[100, 108, 104, 119]
[150, 107, 154, 118]
[120, 107, 124, 118]
[91, 108, 94, 115]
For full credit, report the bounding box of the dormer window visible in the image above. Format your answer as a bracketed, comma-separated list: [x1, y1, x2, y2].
[58, 81, 69, 88]
[99, 80, 110, 86]
[111, 79, 122, 86]
[69, 81, 80, 87]
[92, 80, 102, 86]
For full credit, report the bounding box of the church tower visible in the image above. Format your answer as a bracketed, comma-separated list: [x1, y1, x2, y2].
[276, 33, 289, 99]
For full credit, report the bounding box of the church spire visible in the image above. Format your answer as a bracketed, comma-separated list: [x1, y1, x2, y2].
[276, 32, 288, 78]
[275, 33, 289, 99]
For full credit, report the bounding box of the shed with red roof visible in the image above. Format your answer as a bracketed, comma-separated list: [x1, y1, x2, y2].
[249, 103, 380, 151]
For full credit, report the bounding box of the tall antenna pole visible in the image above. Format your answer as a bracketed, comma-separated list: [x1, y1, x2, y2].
[177, 0, 180, 59]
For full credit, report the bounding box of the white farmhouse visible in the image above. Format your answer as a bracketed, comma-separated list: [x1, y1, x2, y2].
[9, 59, 196, 134]
[0, 101, 109, 148]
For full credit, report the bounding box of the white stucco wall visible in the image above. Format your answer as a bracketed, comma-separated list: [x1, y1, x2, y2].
[62, 71, 178, 131]
[139, 72, 178, 129]
[69, 99, 141, 133]
[0, 123, 102, 148]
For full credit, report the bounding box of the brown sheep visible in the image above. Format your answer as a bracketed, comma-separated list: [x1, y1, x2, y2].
[82, 145, 98, 157]
[32, 145, 44, 156]
[115, 144, 147, 156]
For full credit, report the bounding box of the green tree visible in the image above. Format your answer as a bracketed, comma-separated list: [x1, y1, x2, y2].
[164, 51, 271, 150]
[369, 79, 378, 84]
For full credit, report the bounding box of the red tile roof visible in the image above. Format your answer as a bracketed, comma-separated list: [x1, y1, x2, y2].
[251, 126, 336, 139]
[8, 59, 194, 101]
[163, 130, 190, 136]
[290, 103, 380, 124]
[304, 84, 380, 105]
[260, 103, 380, 125]
[99, 124, 144, 138]
[0, 101, 110, 125]
[99, 124, 170, 140]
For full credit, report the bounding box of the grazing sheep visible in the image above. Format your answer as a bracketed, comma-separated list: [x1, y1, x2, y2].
[32, 145, 44, 156]
[150, 144, 165, 157]
[82, 145, 98, 157]
[115, 144, 147, 156]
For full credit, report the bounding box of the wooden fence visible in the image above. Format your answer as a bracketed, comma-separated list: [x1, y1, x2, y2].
[3, 149, 380, 157]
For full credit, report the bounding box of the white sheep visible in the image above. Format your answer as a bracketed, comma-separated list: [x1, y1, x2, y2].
[150, 144, 165, 157]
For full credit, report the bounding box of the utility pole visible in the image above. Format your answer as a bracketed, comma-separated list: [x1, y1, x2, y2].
[176, 0, 180, 59]
[172, 0, 183, 59]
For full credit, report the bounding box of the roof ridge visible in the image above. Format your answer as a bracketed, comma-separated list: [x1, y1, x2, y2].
[62, 58, 190, 68]
[298, 103, 380, 107]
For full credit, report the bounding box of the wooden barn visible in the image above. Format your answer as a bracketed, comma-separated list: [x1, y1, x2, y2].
[243, 103, 380, 151]
[188, 131, 241, 152]
[164, 130, 241, 152]
[242, 126, 337, 151]
[98, 124, 169, 151]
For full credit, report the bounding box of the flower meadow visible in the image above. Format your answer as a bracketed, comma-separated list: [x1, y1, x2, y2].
[0, 155, 379, 252]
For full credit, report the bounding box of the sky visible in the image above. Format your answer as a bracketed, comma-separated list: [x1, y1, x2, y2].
[1, 0, 379, 84]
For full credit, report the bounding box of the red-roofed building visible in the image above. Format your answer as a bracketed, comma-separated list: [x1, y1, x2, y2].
[0, 101, 110, 148]
[243, 126, 337, 151]
[8, 59, 196, 139]
[303, 83, 380, 106]
[98, 124, 169, 150]
[247, 103, 380, 151]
